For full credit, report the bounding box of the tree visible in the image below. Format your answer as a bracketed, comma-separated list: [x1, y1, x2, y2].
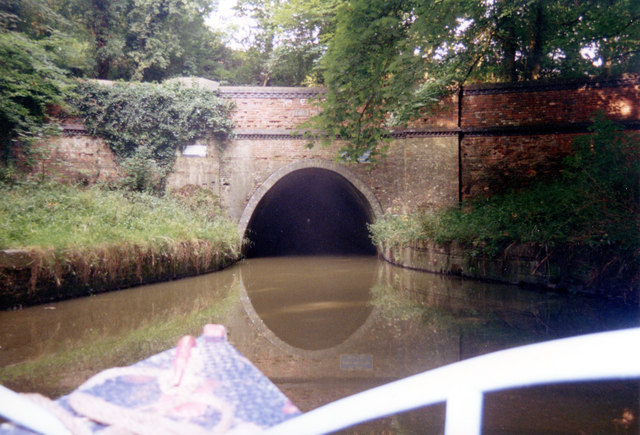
[58, 0, 130, 79]
[0, 0, 66, 36]
[270, 0, 341, 85]
[466, 0, 640, 81]
[234, 0, 340, 85]
[234, 0, 280, 85]
[0, 0, 92, 163]
[306, 0, 463, 162]
[308, 0, 640, 162]
[54, 0, 231, 81]
[125, 0, 214, 81]
[0, 31, 72, 162]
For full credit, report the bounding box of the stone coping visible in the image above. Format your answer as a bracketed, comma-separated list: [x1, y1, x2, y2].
[232, 128, 461, 140]
[218, 75, 638, 97]
[219, 86, 326, 99]
[86, 75, 639, 98]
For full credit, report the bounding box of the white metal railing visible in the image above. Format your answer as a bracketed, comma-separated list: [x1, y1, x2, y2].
[265, 327, 640, 435]
[0, 385, 71, 435]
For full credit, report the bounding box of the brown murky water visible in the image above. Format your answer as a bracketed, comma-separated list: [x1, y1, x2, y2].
[1, 256, 639, 434]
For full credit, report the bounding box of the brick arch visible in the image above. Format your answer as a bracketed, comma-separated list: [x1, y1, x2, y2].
[238, 159, 383, 246]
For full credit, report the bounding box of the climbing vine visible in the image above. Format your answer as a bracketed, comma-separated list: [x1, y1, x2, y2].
[72, 80, 234, 191]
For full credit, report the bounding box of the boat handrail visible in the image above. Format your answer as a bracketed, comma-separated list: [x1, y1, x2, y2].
[265, 327, 640, 435]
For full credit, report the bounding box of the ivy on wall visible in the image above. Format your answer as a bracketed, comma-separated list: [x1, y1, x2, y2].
[72, 80, 234, 191]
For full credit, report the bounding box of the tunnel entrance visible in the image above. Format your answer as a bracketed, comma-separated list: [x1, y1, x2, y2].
[244, 168, 377, 257]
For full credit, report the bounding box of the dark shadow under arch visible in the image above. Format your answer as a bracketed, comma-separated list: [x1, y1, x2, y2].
[241, 162, 381, 257]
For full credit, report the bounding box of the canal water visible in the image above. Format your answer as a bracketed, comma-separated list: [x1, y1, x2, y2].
[1, 256, 638, 434]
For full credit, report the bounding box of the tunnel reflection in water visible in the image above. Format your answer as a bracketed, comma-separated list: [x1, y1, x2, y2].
[241, 256, 375, 350]
[244, 168, 377, 257]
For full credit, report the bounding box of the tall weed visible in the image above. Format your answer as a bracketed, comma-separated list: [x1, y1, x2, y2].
[0, 182, 240, 252]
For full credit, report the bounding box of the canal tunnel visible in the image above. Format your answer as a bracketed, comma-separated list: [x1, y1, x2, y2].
[244, 168, 377, 257]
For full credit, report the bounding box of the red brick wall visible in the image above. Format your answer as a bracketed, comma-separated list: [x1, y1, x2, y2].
[462, 80, 639, 129]
[459, 77, 640, 199]
[220, 78, 639, 202]
[220, 87, 324, 131]
[231, 97, 320, 130]
[461, 133, 577, 198]
[407, 93, 459, 130]
[20, 127, 120, 184]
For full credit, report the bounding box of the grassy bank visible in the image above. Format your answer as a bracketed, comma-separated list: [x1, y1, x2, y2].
[0, 182, 243, 306]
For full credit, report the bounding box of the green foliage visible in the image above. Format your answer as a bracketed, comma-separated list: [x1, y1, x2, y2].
[370, 116, 639, 286]
[0, 0, 94, 163]
[561, 113, 640, 253]
[72, 80, 234, 191]
[232, 0, 339, 86]
[0, 181, 241, 253]
[169, 184, 223, 221]
[368, 213, 425, 249]
[0, 0, 67, 37]
[0, 0, 94, 74]
[118, 148, 164, 193]
[124, 0, 215, 81]
[268, 0, 340, 86]
[0, 31, 73, 161]
[304, 0, 466, 162]
[52, 0, 228, 81]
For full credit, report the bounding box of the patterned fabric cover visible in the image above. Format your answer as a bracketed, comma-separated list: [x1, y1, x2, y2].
[1, 325, 300, 434]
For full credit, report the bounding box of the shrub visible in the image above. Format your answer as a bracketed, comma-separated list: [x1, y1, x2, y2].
[0, 32, 72, 163]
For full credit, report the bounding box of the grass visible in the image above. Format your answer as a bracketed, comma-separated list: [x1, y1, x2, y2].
[0, 181, 241, 253]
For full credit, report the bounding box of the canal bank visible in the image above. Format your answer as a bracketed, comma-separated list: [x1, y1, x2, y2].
[0, 243, 241, 310]
[3, 239, 636, 309]
[379, 240, 640, 305]
[0, 183, 243, 310]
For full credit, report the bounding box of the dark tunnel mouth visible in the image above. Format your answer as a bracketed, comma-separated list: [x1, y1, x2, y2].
[244, 168, 378, 258]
